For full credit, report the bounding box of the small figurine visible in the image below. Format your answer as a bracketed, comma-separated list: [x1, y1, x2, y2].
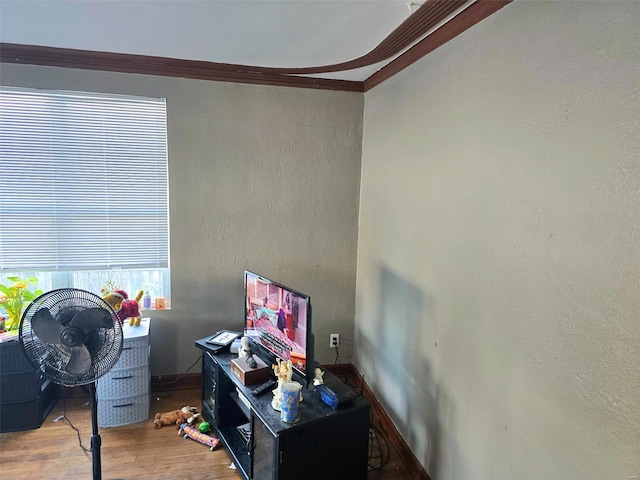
[271, 358, 298, 411]
[246, 352, 257, 369]
[313, 367, 324, 386]
[238, 337, 251, 358]
[273, 358, 293, 385]
[238, 337, 257, 368]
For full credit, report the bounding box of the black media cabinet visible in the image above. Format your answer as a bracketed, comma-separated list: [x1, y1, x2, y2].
[196, 338, 370, 480]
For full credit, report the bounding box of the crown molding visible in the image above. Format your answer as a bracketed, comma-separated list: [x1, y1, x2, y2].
[0, 0, 512, 92]
[0, 43, 365, 92]
[364, 0, 512, 91]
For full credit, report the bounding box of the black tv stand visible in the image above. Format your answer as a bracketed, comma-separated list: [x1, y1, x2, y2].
[196, 338, 370, 480]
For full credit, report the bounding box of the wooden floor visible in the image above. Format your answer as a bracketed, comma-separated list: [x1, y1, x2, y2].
[0, 388, 413, 480]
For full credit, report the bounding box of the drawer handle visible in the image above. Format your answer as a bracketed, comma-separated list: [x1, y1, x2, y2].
[113, 403, 135, 408]
[113, 376, 134, 380]
[122, 347, 133, 351]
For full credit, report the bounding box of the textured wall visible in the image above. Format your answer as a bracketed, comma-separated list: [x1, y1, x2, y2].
[357, 1, 639, 479]
[0, 64, 363, 374]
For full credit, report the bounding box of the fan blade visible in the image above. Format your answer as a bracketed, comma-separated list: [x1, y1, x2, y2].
[70, 308, 113, 333]
[66, 345, 92, 375]
[31, 308, 64, 344]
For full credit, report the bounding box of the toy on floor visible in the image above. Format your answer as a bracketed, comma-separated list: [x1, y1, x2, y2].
[153, 406, 199, 429]
[179, 423, 220, 450]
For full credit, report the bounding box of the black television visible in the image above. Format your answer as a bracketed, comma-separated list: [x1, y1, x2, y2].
[243, 270, 314, 386]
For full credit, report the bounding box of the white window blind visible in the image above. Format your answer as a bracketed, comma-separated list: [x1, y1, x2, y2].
[0, 87, 169, 271]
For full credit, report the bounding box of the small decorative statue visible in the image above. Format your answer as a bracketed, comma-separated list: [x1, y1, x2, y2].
[273, 358, 293, 385]
[313, 367, 324, 386]
[238, 336, 257, 368]
[271, 358, 303, 411]
[238, 337, 251, 358]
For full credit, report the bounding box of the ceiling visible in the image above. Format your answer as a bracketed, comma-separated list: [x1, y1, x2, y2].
[0, 0, 511, 91]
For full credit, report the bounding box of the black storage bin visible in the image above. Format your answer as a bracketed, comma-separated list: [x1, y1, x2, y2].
[0, 371, 42, 402]
[0, 340, 58, 433]
[0, 339, 32, 372]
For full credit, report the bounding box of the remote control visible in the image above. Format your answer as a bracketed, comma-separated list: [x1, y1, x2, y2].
[251, 378, 277, 396]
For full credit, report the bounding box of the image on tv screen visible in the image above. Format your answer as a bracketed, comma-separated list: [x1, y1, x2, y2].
[245, 271, 309, 372]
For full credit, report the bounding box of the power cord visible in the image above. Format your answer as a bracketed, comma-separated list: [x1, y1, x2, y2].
[338, 371, 390, 471]
[52, 387, 91, 456]
[158, 355, 201, 385]
[368, 418, 390, 471]
[53, 356, 201, 455]
[333, 345, 342, 366]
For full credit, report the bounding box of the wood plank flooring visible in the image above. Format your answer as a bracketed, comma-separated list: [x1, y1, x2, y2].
[0, 388, 413, 479]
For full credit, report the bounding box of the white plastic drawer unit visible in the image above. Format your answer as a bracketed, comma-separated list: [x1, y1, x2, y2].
[97, 318, 151, 427]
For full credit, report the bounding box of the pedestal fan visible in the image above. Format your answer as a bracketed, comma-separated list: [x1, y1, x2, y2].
[19, 288, 124, 480]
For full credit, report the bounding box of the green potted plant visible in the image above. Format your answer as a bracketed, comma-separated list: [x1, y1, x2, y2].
[0, 276, 43, 331]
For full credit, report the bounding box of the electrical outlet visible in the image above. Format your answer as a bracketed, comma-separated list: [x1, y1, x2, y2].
[330, 333, 339, 348]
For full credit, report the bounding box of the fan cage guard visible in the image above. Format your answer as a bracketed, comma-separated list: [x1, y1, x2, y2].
[19, 288, 124, 387]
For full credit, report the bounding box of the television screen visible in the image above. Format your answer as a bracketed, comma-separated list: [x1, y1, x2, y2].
[244, 271, 312, 384]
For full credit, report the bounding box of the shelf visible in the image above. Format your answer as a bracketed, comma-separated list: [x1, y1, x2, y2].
[219, 425, 251, 478]
[230, 390, 251, 418]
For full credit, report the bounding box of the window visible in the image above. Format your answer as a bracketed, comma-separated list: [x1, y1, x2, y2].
[0, 87, 170, 306]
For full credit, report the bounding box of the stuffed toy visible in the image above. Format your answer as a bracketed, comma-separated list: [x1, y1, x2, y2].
[102, 289, 126, 313]
[154, 406, 200, 429]
[179, 423, 220, 451]
[118, 289, 144, 323]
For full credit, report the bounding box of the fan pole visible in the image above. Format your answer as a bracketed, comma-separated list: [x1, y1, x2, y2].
[89, 382, 102, 480]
